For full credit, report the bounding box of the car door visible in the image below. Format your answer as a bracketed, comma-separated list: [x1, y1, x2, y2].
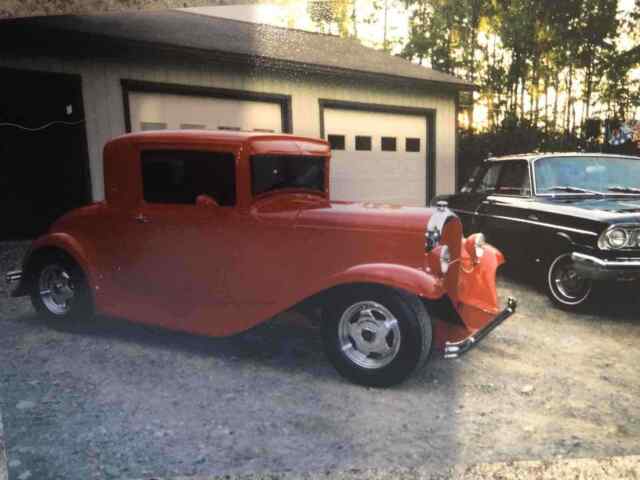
[112, 148, 240, 329]
[475, 160, 535, 258]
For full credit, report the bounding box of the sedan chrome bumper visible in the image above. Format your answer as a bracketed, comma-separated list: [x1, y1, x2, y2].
[571, 252, 640, 281]
[444, 297, 517, 359]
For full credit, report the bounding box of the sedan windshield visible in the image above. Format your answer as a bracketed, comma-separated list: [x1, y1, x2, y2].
[535, 156, 640, 195]
[251, 155, 326, 196]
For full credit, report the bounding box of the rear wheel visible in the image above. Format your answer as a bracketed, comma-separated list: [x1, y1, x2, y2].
[30, 251, 94, 327]
[322, 285, 432, 387]
[546, 253, 592, 309]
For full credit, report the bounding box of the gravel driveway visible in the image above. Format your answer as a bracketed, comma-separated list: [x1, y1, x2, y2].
[1, 242, 639, 480]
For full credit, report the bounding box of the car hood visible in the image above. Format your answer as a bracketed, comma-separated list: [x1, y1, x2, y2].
[295, 200, 431, 234]
[537, 196, 640, 223]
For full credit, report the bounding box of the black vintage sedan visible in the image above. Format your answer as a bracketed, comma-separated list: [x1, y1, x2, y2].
[435, 153, 640, 308]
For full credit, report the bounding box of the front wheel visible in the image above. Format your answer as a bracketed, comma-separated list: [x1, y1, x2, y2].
[30, 251, 95, 328]
[546, 253, 592, 309]
[322, 285, 432, 388]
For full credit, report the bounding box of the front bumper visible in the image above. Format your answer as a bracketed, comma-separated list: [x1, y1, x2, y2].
[444, 297, 517, 359]
[571, 252, 640, 281]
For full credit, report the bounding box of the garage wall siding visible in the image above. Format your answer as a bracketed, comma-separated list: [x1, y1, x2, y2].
[0, 55, 457, 202]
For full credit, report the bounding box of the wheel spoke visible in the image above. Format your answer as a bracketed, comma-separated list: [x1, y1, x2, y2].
[338, 300, 402, 369]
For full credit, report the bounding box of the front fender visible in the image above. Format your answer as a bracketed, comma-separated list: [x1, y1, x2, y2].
[14, 232, 98, 297]
[455, 243, 505, 330]
[328, 263, 446, 300]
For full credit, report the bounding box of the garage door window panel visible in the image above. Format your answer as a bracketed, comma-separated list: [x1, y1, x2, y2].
[328, 134, 346, 151]
[355, 136, 372, 151]
[251, 155, 325, 196]
[406, 138, 421, 152]
[141, 150, 236, 206]
[381, 137, 397, 152]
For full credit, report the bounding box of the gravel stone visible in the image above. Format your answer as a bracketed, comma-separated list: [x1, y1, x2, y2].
[1, 243, 639, 479]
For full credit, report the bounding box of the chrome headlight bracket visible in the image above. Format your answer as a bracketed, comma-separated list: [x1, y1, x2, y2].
[426, 201, 456, 252]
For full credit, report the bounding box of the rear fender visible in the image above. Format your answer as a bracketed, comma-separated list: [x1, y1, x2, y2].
[15, 233, 98, 297]
[328, 263, 445, 300]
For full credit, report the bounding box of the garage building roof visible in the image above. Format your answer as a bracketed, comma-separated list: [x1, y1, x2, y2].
[1, 10, 473, 91]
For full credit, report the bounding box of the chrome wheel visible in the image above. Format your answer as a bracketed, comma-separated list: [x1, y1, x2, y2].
[39, 264, 75, 315]
[338, 301, 402, 369]
[548, 254, 591, 306]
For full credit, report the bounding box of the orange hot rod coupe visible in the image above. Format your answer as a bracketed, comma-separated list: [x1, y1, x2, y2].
[7, 131, 516, 387]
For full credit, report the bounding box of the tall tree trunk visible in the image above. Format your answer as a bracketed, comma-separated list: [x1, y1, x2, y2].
[351, 0, 358, 39]
[553, 71, 560, 132]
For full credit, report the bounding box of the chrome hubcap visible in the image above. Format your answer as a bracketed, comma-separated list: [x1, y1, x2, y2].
[552, 255, 590, 302]
[39, 264, 75, 315]
[338, 301, 401, 369]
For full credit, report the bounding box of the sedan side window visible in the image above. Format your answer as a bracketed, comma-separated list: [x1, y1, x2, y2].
[496, 161, 531, 196]
[475, 163, 502, 194]
[141, 150, 236, 206]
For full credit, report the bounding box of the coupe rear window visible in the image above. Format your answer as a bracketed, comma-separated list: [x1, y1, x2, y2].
[251, 155, 326, 196]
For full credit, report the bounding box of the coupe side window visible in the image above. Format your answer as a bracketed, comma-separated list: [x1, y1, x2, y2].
[475, 163, 502, 194]
[496, 161, 531, 196]
[141, 150, 236, 206]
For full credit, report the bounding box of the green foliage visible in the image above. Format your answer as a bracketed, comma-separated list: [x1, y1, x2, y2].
[401, 0, 639, 136]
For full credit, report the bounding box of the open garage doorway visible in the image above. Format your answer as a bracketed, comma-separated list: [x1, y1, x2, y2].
[0, 68, 91, 239]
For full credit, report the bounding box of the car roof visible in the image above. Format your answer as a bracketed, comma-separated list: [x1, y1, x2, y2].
[107, 129, 331, 155]
[487, 152, 640, 162]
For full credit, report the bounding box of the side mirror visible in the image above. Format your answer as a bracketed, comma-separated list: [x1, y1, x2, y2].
[196, 194, 219, 208]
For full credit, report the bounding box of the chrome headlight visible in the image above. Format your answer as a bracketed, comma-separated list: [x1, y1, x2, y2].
[474, 233, 486, 259]
[440, 245, 451, 275]
[598, 226, 636, 250]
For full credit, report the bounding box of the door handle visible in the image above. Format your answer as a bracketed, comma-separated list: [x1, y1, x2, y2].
[134, 213, 151, 224]
[528, 214, 539, 221]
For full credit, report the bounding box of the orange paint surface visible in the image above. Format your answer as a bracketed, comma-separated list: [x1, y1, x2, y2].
[25, 131, 506, 346]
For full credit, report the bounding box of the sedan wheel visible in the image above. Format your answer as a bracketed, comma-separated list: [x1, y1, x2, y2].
[546, 253, 592, 308]
[323, 285, 432, 387]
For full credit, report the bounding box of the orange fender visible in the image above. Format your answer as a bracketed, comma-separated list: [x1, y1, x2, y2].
[328, 263, 446, 300]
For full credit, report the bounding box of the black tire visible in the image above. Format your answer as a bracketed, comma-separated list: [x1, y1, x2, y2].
[29, 250, 95, 328]
[322, 285, 432, 388]
[545, 253, 593, 309]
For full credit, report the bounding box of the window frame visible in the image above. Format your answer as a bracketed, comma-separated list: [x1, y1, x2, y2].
[249, 153, 328, 199]
[139, 147, 238, 207]
[472, 162, 502, 195]
[493, 160, 533, 198]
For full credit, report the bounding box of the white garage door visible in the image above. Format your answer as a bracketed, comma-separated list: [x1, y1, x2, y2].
[128, 92, 283, 133]
[324, 108, 428, 206]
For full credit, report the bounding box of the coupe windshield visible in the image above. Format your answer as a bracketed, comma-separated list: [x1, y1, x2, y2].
[251, 154, 326, 196]
[535, 156, 640, 195]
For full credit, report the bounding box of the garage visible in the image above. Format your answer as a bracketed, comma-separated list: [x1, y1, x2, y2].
[321, 101, 434, 207]
[0, 67, 91, 239]
[2, 10, 466, 228]
[122, 81, 292, 134]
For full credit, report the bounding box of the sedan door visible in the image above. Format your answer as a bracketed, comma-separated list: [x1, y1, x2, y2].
[475, 160, 535, 258]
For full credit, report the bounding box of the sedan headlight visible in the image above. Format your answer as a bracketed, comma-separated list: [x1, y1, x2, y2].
[597, 226, 640, 250]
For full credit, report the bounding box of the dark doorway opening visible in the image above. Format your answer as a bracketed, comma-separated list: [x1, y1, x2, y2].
[0, 67, 91, 239]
